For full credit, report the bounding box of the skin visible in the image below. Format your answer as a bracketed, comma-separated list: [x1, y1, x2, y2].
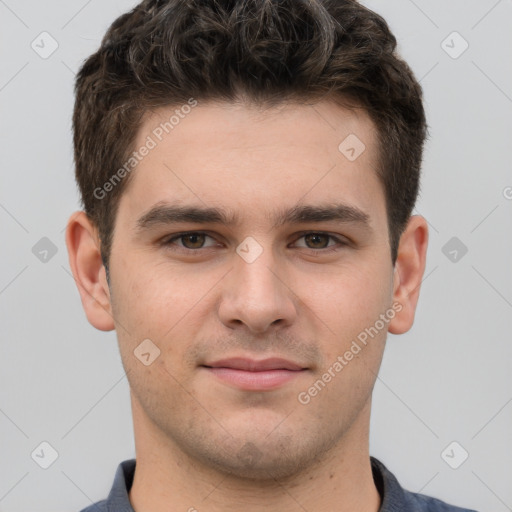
[66, 100, 428, 512]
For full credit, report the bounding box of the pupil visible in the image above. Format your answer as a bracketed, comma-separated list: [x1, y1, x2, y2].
[185, 234, 203, 248]
[307, 234, 327, 248]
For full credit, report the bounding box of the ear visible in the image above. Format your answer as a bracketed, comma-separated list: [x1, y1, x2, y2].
[65, 211, 115, 331]
[388, 215, 428, 335]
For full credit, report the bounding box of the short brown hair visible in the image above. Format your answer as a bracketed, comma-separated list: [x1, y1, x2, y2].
[73, 0, 427, 266]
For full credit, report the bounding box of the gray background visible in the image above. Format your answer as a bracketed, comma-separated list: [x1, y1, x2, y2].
[1, 0, 511, 510]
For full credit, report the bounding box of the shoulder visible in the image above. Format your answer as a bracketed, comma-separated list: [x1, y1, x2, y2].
[371, 457, 478, 512]
[402, 489, 478, 511]
[79, 499, 108, 512]
[76, 458, 136, 512]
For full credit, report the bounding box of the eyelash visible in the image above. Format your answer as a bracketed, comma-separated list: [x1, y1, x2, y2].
[161, 231, 348, 255]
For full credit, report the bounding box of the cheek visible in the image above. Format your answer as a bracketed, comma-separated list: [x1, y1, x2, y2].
[110, 264, 206, 393]
[309, 261, 390, 314]
[300, 260, 392, 349]
[110, 257, 220, 350]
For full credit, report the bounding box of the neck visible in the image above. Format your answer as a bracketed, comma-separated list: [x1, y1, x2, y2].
[128, 396, 381, 512]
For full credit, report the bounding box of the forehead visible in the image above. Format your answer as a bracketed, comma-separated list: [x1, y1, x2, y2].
[118, 100, 386, 231]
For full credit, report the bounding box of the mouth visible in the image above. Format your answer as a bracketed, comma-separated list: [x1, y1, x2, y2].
[200, 357, 308, 391]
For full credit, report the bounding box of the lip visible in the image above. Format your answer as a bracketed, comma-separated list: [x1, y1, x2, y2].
[204, 357, 305, 371]
[201, 357, 307, 391]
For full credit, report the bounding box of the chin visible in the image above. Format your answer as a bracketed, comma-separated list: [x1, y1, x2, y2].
[198, 433, 332, 481]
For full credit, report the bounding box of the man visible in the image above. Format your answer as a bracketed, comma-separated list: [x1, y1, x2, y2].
[66, 0, 477, 510]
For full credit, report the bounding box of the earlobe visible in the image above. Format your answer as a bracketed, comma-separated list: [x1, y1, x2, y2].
[388, 215, 428, 335]
[65, 211, 115, 331]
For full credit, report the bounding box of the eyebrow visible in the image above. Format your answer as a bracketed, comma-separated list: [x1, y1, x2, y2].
[136, 201, 371, 232]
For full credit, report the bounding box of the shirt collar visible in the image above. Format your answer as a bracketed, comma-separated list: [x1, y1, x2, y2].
[105, 459, 136, 512]
[103, 456, 409, 511]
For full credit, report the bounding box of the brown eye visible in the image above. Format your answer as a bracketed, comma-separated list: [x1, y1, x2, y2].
[163, 232, 217, 251]
[292, 232, 347, 253]
[303, 233, 331, 249]
[179, 233, 207, 249]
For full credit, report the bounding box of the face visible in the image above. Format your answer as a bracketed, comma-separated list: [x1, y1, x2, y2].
[100, 100, 398, 479]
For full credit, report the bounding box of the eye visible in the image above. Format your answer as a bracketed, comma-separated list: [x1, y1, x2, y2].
[292, 232, 347, 252]
[163, 232, 218, 250]
[161, 231, 348, 255]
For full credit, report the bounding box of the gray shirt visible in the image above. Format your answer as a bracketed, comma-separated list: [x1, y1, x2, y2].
[79, 457, 478, 511]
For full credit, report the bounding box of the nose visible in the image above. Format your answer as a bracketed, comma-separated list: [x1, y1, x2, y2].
[217, 244, 298, 334]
